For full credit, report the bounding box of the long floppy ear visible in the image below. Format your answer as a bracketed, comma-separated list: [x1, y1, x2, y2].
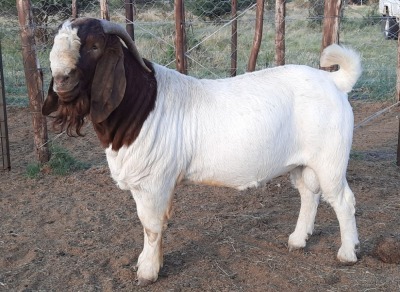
[42, 78, 59, 116]
[90, 36, 126, 123]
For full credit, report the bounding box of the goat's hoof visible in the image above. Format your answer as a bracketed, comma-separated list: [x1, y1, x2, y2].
[288, 243, 304, 252]
[136, 277, 155, 286]
[288, 234, 306, 251]
[337, 246, 358, 264]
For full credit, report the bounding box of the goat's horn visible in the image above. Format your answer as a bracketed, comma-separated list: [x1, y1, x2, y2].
[100, 19, 151, 73]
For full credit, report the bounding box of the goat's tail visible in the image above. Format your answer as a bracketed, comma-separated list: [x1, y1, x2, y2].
[320, 44, 362, 93]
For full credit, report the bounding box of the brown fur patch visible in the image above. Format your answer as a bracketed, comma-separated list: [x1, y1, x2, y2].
[92, 57, 157, 150]
[196, 180, 229, 188]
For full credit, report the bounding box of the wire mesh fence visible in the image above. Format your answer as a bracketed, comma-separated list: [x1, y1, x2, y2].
[0, 1, 398, 104]
[0, 0, 399, 168]
[0, 0, 397, 105]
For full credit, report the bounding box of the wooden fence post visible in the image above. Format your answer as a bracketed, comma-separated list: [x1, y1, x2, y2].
[275, 0, 285, 66]
[321, 0, 342, 53]
[17, 0, 50, 164]
[100, 0, 110, 21]
[0, 42, 11, 170]
[231, 0, 238, 77]
[397, 117, 400, 166]
[397, 29, 400, 166]
[175, 0, 187, 74]
[125, 0, 135, 40]
[72, 0, 78, 18]
[397, 27, 400, 103]
[247, 0, 264, 72]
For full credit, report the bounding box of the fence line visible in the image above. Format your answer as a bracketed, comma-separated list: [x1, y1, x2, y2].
[354, 101, 400, 130]
[188, 5, 256, 53]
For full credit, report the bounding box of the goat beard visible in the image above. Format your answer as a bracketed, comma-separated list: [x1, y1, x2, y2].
[51, 93, 90, 137]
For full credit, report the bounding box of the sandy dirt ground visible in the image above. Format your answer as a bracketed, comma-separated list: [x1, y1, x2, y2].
[1, 101, 399, 291]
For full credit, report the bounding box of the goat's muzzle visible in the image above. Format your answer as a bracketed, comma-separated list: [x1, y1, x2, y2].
[52, 71, 81, 102]
[54, 83, 80, 103]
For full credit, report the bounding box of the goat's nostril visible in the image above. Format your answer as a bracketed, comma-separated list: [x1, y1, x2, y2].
[54, 75, 69, 84]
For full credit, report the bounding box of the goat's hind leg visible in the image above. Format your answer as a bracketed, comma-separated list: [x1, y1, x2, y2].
[324, 181, 359, 263]
[288, 167, 321, 251]
[132, 189, 173, 286]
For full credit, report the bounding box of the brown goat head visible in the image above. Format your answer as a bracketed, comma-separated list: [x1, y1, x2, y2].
[42, 18, 150, 136]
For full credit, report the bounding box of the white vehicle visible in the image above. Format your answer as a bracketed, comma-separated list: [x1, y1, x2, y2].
[379, 0, 400, 39]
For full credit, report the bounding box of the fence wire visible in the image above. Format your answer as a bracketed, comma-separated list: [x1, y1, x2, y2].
[0, 0, 398, 167]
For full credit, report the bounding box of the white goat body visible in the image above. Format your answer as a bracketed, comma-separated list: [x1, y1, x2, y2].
[106, 45, 361, 284]
[44, 19, 361, 286]
[108, 58, 356, 191]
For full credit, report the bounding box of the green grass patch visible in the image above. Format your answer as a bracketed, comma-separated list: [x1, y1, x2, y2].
[26, 163, 41, 179]
[25, 145, 90, 178]
[47, 145, 90, 175]
[350, 150, 365, 161]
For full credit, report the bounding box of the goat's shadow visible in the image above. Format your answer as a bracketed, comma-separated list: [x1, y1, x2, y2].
[158, 239, 209, 279]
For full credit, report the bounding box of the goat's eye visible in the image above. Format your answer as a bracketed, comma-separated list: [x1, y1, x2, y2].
[87, 45, 98, 54]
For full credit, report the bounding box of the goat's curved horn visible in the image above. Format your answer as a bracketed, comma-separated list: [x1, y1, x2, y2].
[100, 19, 151, 73]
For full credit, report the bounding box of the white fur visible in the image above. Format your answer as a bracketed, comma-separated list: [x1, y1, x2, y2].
[104, 45, 361, 284]
[320, 44, 362, 93]
[49, 21, 81, 77]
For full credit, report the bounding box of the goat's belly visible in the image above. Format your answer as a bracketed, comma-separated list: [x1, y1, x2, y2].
[194, 166, 296, 190]
[185, 132, 302, 188]
[185, 152, 299, 190]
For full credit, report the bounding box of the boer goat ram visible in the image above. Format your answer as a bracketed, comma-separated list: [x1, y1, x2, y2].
[43, 18, 362, 285]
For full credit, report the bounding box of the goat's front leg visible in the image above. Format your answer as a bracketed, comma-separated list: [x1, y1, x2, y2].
[132, 189, 173, 286]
